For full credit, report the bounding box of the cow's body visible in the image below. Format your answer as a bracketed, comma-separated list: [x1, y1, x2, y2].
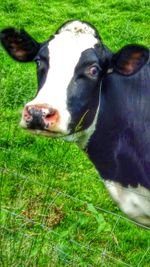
[1, 20, 150, 226]
[87, 57, 150, 225]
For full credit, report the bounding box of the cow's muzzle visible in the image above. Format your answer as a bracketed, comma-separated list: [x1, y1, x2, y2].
[22, 104, 59, 131]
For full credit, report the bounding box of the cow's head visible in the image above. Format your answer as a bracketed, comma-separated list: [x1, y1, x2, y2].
[1, 20, 111, 142]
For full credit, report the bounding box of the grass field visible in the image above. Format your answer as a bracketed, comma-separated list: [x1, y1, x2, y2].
[0, 0, 150, 266]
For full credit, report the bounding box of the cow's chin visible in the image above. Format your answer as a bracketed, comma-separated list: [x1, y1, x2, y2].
[20, 119, 70, 138]
[37, 129, 70, 138]
[20, 120, 93, 148]
[20, 124, 68, 139]
[24, 127, 70, 138]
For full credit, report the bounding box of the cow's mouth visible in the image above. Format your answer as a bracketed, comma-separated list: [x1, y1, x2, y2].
[20, 114, 85, 140]
[22, 124, 84, 142]
[21, 125, 70, 139]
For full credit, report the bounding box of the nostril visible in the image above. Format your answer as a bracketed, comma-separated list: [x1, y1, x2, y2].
[45, 110, 55, 119]
[23, 106, 32, 121]
[44, 109, 59, 126]
[47, 107, 56, 116]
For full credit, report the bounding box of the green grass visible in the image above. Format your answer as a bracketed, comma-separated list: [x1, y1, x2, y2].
[0, 0, 150, 266]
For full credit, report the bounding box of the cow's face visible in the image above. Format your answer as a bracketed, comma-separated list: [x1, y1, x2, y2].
[1, 21, 111, 139]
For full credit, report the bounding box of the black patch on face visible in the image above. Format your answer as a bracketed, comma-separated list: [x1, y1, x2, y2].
[34, 43, 50, 91]
[67, 48, 103, 133]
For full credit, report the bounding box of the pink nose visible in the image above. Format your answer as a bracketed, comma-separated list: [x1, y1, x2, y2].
[23, 104, 59, 130]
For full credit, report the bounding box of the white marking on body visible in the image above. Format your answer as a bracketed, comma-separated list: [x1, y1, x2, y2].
[23, 21, 99, 134]
[105, 180, 150, 225]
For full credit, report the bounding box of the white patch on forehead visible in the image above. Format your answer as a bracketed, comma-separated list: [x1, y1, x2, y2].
[27, 25, 99, 133]
[58, 20, 97, 37]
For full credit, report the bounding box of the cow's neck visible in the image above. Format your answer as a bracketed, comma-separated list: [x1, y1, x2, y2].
[65, 86, 101, 149]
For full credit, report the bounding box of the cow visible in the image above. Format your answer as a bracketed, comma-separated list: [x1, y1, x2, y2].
[1, 20, 150, 226]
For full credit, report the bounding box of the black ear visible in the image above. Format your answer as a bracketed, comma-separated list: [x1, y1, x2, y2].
[112, 45, 149, 75]
[0, 28, 41, 62]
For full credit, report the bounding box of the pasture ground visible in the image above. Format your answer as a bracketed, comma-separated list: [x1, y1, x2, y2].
[0, 0, 150, 266]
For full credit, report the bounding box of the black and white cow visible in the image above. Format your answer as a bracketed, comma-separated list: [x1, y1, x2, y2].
[1, 20, 150, 226]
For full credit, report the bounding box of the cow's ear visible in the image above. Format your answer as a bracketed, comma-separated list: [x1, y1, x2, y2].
[0, 28, 41, 62]
[112, 45, 149, 75]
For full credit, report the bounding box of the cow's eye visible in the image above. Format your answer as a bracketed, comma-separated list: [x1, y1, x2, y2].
[87, 65, 100, 78]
